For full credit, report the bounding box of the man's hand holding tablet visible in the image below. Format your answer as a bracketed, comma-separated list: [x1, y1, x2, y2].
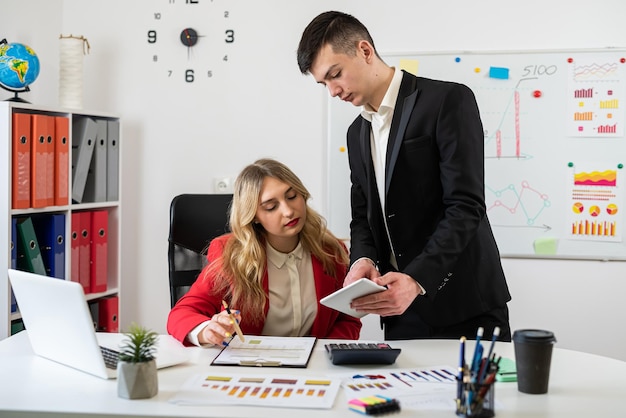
[320, 278, 386, 318]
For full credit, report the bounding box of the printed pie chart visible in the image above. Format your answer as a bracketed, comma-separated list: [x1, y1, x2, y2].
[607, 203, 618, 215]
[572, 202, 584, 214]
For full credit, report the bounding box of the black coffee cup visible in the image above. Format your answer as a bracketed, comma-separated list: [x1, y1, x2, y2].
[512, 329, 557, 394]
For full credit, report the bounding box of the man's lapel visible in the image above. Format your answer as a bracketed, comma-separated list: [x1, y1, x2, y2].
[359, 118, 373, 186]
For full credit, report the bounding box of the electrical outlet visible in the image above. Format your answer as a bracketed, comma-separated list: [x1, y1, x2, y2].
[215, 177, 233, 194]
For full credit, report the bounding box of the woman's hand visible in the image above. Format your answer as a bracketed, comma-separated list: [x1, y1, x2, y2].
[198, 310, 242, 346]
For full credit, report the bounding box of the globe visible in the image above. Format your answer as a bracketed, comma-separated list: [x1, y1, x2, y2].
[0, 40, 40, 93]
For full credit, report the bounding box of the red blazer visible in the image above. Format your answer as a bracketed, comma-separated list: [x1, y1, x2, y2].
[167, 234, 361, 345]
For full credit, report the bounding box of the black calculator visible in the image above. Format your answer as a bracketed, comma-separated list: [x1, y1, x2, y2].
[325, 342, 401, 365]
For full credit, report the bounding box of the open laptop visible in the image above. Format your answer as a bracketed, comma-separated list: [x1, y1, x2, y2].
[8, 269, 189, 379]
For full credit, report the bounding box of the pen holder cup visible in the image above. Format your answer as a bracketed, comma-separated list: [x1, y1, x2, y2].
[456, 380, 495, 418]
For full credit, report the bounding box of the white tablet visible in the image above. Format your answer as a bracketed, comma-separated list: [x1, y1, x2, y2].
[320, 278, 386, 318]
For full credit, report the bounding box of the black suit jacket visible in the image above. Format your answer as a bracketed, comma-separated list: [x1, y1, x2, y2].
[347, 71, 511, 333]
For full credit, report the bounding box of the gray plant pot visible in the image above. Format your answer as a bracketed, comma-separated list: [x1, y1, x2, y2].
[117, 359, 158, 399]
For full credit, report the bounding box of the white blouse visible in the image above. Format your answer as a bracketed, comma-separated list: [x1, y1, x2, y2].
[263, 241, 317, 336]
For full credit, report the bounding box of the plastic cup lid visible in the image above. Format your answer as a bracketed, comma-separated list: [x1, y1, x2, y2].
[513, 329, 557, 344]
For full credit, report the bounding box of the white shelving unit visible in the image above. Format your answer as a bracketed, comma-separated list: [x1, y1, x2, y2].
[0, 102, 121, 339]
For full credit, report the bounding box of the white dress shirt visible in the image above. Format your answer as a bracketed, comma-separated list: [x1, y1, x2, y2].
[360, 68, 403, 270]
[358, 68, 425, 295]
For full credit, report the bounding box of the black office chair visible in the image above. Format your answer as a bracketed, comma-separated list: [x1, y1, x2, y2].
[167, 194, 233, 308]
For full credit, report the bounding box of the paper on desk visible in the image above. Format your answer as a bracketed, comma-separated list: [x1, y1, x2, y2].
[169, 372, 341, 409]
[211, 335, 316, 367]
[340, 365, 458, 412]
[341, 365, 457, 394]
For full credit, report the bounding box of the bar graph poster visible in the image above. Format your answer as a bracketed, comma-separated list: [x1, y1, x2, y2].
[328, 49, 626, 260]
[568, 56, 624, 137]
[567, 163, 624, 242]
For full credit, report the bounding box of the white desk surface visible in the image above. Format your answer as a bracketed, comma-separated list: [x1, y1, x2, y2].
[1, 331, 624, 418]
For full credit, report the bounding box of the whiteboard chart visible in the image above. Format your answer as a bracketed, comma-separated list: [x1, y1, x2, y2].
[328, 49, 626, 260]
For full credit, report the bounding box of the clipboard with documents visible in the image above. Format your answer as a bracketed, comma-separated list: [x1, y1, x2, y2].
[211, 335, 317, 368]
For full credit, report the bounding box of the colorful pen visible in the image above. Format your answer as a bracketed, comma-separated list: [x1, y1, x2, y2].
[478, 326, 500, 383]
[222, 300, 245, 342]
[457, 336, 466, 406]
[486, 326, 500, 360]
[470, 326, 484, 373]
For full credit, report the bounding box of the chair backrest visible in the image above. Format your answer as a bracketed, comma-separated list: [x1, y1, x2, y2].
[168, 194, 233, 308]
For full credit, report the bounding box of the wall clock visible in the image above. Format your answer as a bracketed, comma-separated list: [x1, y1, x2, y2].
[146, 0, 235, 83]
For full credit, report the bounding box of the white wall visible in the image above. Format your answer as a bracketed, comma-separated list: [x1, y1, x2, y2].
[3, 0, 626, 361]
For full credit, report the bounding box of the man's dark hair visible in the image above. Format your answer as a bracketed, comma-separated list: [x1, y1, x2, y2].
[297, 11, 378, 74]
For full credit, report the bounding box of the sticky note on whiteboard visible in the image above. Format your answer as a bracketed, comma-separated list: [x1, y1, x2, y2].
[400, 59, 419, 75]
[533, 237, 558, 255]
[489, 66, 510, 79]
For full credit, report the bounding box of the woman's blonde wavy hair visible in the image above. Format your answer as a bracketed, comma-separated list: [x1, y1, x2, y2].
[205, 158, 348, 324]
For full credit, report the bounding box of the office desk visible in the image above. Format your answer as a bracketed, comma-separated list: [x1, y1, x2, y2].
[1, 331, 624, 418]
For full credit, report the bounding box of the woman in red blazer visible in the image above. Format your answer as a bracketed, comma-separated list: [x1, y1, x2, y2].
[167, 159, 361, 346]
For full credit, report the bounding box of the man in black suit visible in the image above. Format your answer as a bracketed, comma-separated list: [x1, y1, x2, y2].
[297, 11, 512, 341]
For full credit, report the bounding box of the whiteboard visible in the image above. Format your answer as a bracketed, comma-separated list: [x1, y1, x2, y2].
[328, 49, 626, 260]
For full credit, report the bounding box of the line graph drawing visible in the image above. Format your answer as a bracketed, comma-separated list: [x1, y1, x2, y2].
[573, 62, 619, 81]
[486, 180, 551, 228]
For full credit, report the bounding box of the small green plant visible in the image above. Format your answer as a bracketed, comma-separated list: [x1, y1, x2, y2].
[118, 323, 158, 363]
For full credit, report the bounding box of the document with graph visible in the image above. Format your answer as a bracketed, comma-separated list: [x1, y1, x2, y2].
[169, 372, 340, 408]
[210, 335, 317, 368]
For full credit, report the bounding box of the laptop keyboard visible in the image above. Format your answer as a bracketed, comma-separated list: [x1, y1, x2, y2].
[100, 346, 120, 369]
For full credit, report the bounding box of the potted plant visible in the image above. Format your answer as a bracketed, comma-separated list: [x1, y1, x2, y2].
[117, 323, 159, 399]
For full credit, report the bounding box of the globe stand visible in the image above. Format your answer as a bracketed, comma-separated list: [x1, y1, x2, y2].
[1, 84, 30, 103]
